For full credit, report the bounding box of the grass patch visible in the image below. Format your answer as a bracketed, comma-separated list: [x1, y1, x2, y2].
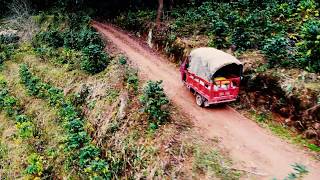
[106, 87, 120, 104]
[249, 110, 320, 153]
[192, 146, 241, 179]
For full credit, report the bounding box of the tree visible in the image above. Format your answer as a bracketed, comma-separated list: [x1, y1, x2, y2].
[156, 0, 163, 27]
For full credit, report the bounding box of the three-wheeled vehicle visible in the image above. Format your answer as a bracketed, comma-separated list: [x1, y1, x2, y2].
[180, 47, 243, 107]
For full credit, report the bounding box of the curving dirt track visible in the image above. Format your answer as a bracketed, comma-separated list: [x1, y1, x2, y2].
[92, 21, 320, 179]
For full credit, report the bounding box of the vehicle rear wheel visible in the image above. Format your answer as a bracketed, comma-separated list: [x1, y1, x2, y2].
[196, 94, 204, 107]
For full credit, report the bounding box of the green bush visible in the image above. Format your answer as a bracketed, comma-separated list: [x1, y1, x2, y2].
[119, 55, 127, 65]
[208, 19, 230, 49]
[56, 48, 82, 65]
[32, 13, 109, 74]
[140, 80, 169, 129]
[0, 34, 19, 44]
[126, 69, 139, 92]
[19, 64, 111, 178]
[262, 34, 293, 67]
[296, 19, 320, 72]
[0, 44, 16, 65]
[19, 64, 42, 96]
[16, 121, 35, 139]
[3, 96, 18, 117]
[0, 78, 35, 140]
[113, 0, 320, 71]
[63, 27, 104, 50]
[81, 44, 109, 74]
[33, 29, 64, 48]
[77, 28, 104, 49]
[79, 145, 101, 167]
[25, 153, 44, 177]
[67, 13, 91, 30]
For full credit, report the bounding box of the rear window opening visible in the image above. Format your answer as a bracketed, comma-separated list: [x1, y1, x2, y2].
[213, 63, 243, 79]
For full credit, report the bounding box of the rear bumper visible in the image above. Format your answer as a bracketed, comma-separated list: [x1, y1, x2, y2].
[206, 96, 237, 106]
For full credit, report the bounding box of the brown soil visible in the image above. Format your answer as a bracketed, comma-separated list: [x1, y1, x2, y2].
[92, 21, 320, 179]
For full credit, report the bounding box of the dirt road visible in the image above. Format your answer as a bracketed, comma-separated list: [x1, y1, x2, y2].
[93, 22, 320, 179]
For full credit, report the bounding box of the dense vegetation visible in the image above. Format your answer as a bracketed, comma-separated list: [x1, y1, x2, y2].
[1, 0, 319, 179]
[0, 34, 19, 66]
[0, 79, 35, 140]
[19, 64, 110, 178]
[114, 0, 320, 72]
[140, 80, 169, 130]
[32, 13, 109, 74]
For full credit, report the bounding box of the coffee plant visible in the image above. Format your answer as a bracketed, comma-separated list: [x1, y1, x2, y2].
[262, 34, 293, 67]
[25, 153, 44, 177]
[0, 79, 35, 139]
[140, 80, 169, 129]
[0, 34, 19, 44]
[19, 64, 111, 178]
[0, 36, 19, 66]
[63, 27, 104, 50]
[208, 19, 230, 49]
[32, 13, 109, 74]
[126, 68, 139, 92]
[296, 19, 320, 72]
[81, 44, 109, 74]
[33, 29, 64, 48]
[115, 0, 320, 72]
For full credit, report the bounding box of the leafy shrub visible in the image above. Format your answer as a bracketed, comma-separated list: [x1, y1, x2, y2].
[15, 114, 30, 123]
[0, 44, 16, 65]
[3, 96, 18, 117]
[81, 44, 109, 74]
[33, 29, 64, 48]
[274, 163, 309, 180]
[77, 28, 104, 49]
[63, 28, 104, 50]
[119, 55, 127, 65]
[67, 13, 91, 30]
[0, 34, 19, 44]
[262, 34, 293, 67]
[16, 121, 34, 139]
[32, 13, 109, 74]
[62, 29, 79, 49]
[84, 159, 110, 179]
[140, 80, 169, 129]
[126, 68, 139, 92]
[79, 145, 101, 167]
[56, 48, 82, 65]
[208, 19, 230, 49]
[66, 131, 90, 150]
[25, 153, 44, 177]
[296, 19, 320, 72]
[19, 64, 42, 96]
[0, 78, 36, 144]
[47, 87, 64, 106]
[231, 17, 257, 51]
[19, 64, 111, 178]
[64, 119, 85, 133]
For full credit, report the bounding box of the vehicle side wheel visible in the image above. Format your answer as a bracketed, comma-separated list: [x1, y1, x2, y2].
[196, 94, 204, 107]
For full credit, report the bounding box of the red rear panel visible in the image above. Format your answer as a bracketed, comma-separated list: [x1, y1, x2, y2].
[184, 71, 240, 104]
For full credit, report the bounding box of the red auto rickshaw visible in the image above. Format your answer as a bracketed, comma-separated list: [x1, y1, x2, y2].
[180, 47, 243, 107]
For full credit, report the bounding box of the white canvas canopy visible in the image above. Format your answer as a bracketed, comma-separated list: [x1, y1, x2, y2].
[188, 47, 242, 82]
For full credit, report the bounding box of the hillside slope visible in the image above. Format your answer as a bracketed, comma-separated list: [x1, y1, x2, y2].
[93, 21, 320, 179]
